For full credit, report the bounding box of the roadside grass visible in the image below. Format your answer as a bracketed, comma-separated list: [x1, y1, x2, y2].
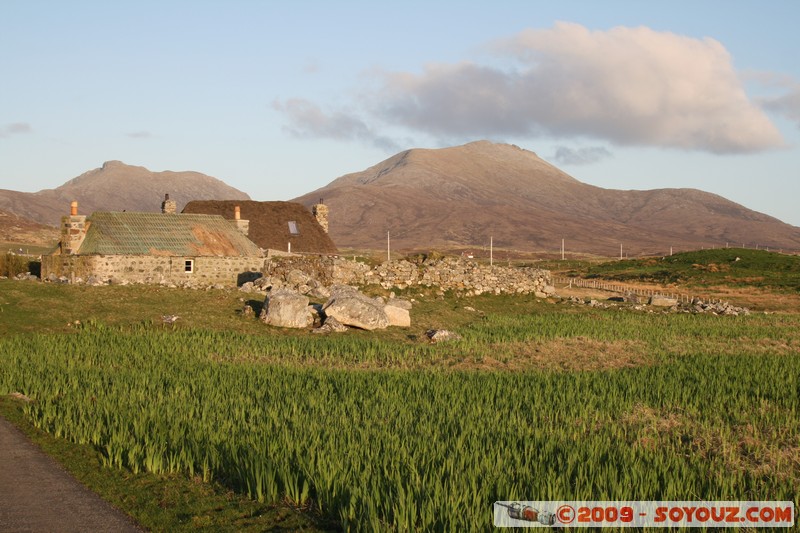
[0, 396, 335, 532]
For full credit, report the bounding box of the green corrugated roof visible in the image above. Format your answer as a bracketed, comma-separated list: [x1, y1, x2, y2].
[78, 212, 262, 257]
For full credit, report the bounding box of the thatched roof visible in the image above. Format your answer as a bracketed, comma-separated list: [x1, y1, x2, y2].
[182, 200, 337, 254]
[77, 212, 262, 256]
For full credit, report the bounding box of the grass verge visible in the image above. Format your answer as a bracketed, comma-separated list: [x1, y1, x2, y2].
[0, 396, 335, 532]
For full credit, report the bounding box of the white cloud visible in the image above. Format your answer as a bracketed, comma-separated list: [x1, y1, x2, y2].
[552, 146, 613, 166]
[275, 22, 785, 154]
[373, 22, 783, 153]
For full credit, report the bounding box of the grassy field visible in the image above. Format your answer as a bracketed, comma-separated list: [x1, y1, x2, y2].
[556, 249, 800, 292]
[1, 273, 799, 530]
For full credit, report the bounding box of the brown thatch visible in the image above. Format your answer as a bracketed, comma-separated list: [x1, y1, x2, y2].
[182, 200, 337, 254]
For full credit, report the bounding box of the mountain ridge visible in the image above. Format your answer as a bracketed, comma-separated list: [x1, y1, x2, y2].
[293, 141, 800, 255]
[2, 143, 798, 256]
[0, 162, 250, 227]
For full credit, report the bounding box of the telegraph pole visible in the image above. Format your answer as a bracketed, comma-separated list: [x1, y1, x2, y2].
[387, 231, 391, 262]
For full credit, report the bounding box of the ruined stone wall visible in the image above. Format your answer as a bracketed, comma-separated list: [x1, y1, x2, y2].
[264, 256, 551, 296]
[42, 254, 264, 286]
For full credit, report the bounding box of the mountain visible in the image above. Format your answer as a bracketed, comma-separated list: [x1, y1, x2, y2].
[0, 161, 250, 226]
[294, 141, 800, 255]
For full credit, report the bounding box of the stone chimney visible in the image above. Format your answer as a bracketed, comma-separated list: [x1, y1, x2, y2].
[233, 204, 250, 236]
[312, 199, 329, 233]
[61, 201, 87, 254]
[161, 193, 177, 214]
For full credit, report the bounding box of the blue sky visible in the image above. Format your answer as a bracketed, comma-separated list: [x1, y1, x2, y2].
[2, 1, 799, 226]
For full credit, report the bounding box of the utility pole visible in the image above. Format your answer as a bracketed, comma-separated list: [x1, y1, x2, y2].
[490, 236, 493, 267]
[387, 231, 390, 262]
[620, 243, 623, 260]
[561, 238, 565, 261]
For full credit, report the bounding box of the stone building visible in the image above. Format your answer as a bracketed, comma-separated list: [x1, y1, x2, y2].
[42, 200, 264, 286]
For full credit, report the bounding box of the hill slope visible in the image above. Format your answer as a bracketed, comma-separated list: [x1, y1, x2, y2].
[294, 141, 800, 255]
[0, 209, 59, 245]
[0, 161, 250, 226]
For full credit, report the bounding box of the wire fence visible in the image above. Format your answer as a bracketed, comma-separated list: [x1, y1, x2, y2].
[552, 276, 723, 304]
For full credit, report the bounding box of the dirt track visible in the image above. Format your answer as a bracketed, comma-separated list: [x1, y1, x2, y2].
[0, 415, 143, 532]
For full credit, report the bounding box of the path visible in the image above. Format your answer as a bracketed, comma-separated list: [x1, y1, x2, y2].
[0, 415, 143, 532]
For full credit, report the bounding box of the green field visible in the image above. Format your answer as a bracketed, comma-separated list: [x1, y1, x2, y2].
[1, 277, 799, 531]
[574, 249, 800, 292]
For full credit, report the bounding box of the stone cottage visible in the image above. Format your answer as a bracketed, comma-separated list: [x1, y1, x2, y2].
[41, 200, 264, 286]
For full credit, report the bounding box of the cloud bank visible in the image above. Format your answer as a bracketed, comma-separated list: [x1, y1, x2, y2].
[763, 83, 800, 127]
[277, 22, 786, 154]
[273, 98, 401, 151]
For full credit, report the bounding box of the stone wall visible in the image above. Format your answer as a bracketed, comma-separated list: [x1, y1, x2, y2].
[263, 256, 551, 296]
[42, 254, 264, 287]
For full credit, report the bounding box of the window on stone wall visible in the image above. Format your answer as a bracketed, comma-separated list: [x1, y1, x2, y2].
[288, 221, 299, 235]
[185, 259, 194, 273]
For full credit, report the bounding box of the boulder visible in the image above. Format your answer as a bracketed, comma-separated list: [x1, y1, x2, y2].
[649, 295, 678, 307]
[622, 291, 641, 304]
[425, 329, 462, 343]
[385, 298, 412, 310]
[312, 316, 349, 334]
[260, 289, 313, 328]
[285, 269, 310, 287]
[384, 305, 411, 327]
[322, 285, 389, 330]
[308, 285, 331, 300]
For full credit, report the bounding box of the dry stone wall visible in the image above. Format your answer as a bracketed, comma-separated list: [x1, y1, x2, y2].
[263, 256, 551, 296]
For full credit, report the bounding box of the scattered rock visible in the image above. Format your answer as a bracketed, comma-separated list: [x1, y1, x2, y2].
[260, 289, 313, 328]
[648, 295, 678, 307]
[385, 298, 412, 310]
[161, 314, 180, 325]
[312, 316, 349, 334]
[308, 285, 331, 300]
[384, 305, 411, 327]
[322, 285, 389, 331]
[622, 291, 641, 304]
[425, 329, 462, 343]
[239, 281, 256, 293]
[685, 299, 750, 316]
